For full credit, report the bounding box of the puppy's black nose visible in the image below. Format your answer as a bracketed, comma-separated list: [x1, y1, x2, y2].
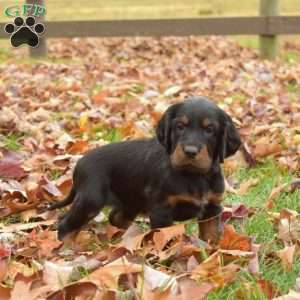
[183, 145, 198, 158]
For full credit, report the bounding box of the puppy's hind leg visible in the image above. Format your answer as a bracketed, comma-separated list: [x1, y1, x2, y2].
[57, 187, 106, 241]
[48, 187, 76, 210]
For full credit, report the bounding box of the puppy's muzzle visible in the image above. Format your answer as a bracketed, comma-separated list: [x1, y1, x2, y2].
[183, 145, 199, 158]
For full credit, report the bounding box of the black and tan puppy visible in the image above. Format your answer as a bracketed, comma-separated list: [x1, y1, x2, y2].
[49, 96, 241, 241]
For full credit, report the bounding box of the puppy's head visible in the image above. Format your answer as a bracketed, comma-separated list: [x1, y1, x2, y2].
[156, 96, 241, 173]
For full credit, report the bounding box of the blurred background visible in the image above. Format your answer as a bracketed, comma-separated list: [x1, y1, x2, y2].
[0, 0, 300, 60]
[1, 0, 300, 20]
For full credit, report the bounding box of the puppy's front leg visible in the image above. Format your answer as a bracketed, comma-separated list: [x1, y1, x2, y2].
[149, 204, 173, 229]
[198, 202, 223, 244]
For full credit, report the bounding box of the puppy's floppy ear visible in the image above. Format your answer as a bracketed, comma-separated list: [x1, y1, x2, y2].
[218, 112, 241, 163]
[156, 103, 180, 154]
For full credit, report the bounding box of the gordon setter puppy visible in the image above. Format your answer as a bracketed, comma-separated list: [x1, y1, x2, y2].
[49, 96, 241, 241]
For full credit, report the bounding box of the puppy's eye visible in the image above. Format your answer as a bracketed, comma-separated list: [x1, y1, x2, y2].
[176, 122, 185, 132]
[205, 126, 214, 134]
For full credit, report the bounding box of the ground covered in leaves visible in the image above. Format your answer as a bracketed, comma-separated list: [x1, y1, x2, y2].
[0, 36, 300, 299]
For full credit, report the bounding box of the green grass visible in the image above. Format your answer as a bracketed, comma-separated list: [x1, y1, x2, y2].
[0, 214, 21, 225]
[102, 128, 123, 142]
[2, 133, 24, 151]
[234, 36, 300, 62]
[233, 36, 260, 50]
[0, 46, 13, 63]
[0, 44, 81, 64]
[207, 270, 267, 300]
[49, 169, 63, 180]
[282, 48, 300, 63]
[285, 83, 300, 93]
[207, 160, 300, 299]
[89, 126, 123, 143]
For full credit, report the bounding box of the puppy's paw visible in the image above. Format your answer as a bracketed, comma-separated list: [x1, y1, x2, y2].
[109, 209, 132, 229]
[57, 221, 72, 241]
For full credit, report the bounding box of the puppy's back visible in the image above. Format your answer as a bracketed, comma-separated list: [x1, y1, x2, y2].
[73, 138, 166, 189]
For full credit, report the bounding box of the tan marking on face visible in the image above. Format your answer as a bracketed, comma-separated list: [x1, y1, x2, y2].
[167, 194, 206, 207]
[202, 118, 211, 128]
[179, 115, 189, 125]
[194, 145, 213, 171]
[170, 144, 186, 167]
[206, 192, 223, 204]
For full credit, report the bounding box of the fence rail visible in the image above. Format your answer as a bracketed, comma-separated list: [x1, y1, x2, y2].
[1, 16, 300, 39]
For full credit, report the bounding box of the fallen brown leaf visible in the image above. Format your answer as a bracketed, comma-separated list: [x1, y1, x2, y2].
[252, 142, 282, 159]
[0, 151, 27, 180]
[266, 179, 300, 209]
[10, 280, 52, 300]
[191, 251, 240, 288]
[43, 256, 100, 288]
[248, 243, 260, 275]
[222, 203, 254, 223]
[273, 290, 300, 300]
[29, 230, 62, 258]
[118, 223, 149, 252]
[236, 178, 259, 195]
[152, 224, 185, 251]
[143, 265, 178, 293]
[66, 140, 90, 154]
[0, 258, 8, 282]
[49, 281, 97, 300]
[0, 220, 55, 233]
[219, 224, 252, 251]
[0, 286, 11, 300]
[276, 245, 296, 271]
[85, 257, 142, 289]
[178, 277, 215, 300]
[275, 209, 300, 244]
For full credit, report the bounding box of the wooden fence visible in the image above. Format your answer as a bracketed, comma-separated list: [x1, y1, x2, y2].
[0, 0, 300, 59]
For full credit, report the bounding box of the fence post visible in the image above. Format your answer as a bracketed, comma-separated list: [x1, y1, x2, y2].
[26, 0, 47, 58]
[259, 0, 279, 59]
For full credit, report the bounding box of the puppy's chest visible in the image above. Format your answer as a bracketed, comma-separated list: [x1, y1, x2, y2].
[145, 171, 224, 206]
[166, 174, 224, 206]
[167, 191, 223, 207]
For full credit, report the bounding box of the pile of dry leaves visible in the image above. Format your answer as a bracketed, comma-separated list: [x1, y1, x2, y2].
[0, 36, 300, 299]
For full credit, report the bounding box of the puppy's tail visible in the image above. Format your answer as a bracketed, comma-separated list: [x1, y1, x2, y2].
[48, 187, 76, 210]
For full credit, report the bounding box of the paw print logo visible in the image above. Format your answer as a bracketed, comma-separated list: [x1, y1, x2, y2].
[4, 16, 45, 48]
